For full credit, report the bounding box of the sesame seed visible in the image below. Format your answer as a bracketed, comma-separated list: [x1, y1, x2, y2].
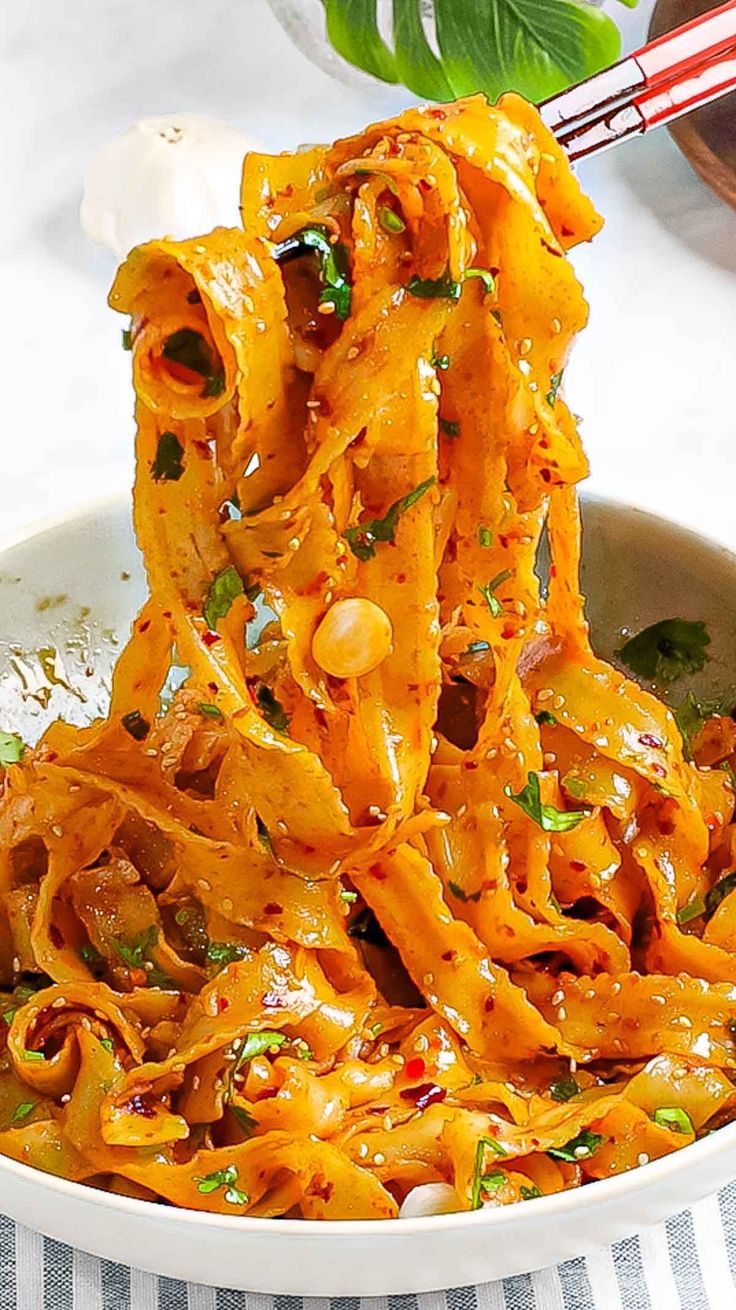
[373, 1152, 386, 1165]
[638, 1152, 650, 1166]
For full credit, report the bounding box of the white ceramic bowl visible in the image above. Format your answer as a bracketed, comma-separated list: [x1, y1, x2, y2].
[1, 493, 735, 1294]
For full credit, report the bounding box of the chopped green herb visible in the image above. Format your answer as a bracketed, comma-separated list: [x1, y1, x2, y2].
[162, 328, 212, 377]
[198, 702, 223, 719]
[548, 1129, 603, 1162]
[547, 370, 563, 407]
[447, 880, 481, 904]
[464, 267, 496, 295]
[344, 477, 435, 561]
[99, 1037, 115, 1053]
[204, 565, 244, 630]
[121, 710, 149, 741]
[151, 431, 185, 482]
[22, 1050, 45, 1063]
[378, 206, 405, 234]
[505, 771, 588, 833]
[194, 1163, 248, 1205]
[369, 1021, 383, 1037]
[549, 1075, 580, 1103]
[11, 1101, 35, 1122]
[294, 1039, 313, 1061]
[477, 526, 493, 548]
[229, 1104, 258, 1137]
[431, 348, 450, 371]
[676, 893, 705, 926]
[339, 888, 358, 904]
[520, 1183, 543, 1201]
[652, 1106, 694, 1135]
[112, 924, 159, 973]
[207, 941, 249, 968]
[122, 327, 133, 351]
[535, 710, 557, 727]
[290, 225, 352, 319]
[617, 619, 710, 684]
[407, 272, 461, 301]
[254, 683, 289, 734]
[0, 732, 25, 767]
[80, 942, 104, 967]
[704, 871, 736, 921]
[675, 692, 720, 757]
[478, 569, 512, 619]
[471, 1136, 508, 1209]
[235, 1031, 287, 1071]
[440, 418, 460, 438]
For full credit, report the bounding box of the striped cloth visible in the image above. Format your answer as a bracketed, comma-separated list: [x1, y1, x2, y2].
[5, 1185, 736, 1310]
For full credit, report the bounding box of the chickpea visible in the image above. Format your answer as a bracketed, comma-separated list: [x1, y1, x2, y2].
[312, 597, 393, 679]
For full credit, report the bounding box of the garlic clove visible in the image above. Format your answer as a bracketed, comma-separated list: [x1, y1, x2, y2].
[80, 113, 262, 258]
[398, 1183, 462, 1219]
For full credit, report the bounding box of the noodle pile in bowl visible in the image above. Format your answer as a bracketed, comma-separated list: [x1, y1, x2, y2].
[1, 93, 735, 1220]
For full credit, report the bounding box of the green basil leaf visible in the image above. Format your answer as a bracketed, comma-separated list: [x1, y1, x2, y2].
[204, 566, 244, 631]
[324, 0, 398, 82]
[505, 771, 588, 833]
[617, 618, 710, 684]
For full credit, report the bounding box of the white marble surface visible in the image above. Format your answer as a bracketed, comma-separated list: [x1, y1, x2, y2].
[2, 0, 735, 547]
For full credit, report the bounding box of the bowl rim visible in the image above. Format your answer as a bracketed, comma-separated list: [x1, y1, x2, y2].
[1, 488, 735, 1237]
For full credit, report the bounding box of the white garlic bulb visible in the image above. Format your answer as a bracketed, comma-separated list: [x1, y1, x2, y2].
[399, 1183, 461, 1219]
[80, 113, 262, 258]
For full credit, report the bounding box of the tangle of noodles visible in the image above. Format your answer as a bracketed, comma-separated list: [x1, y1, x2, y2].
[0, 94, 735, 1220]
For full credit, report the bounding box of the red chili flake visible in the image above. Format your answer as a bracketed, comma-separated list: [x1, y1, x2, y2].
[549, 564, 557, 578]
[441, 950, 455, 962]
[262, 991, 286, 1010]
[124, 1094, 156, 1120]
[138, 619, 151, 634]
[309, 1178, 334, 1202]
[218, 997, 230, 1013]
[651, 762, 666, 779]
[404, 1057, 425, 1080]
[639, 733, 664, 750]
[418, 179, 432, 195]
[540, 468, 552, 483]
[501, 625, 516, 640]
[208, 682, 219, 695]
[570, 860, 587, 873]
[484, 996, 495, 1013]
[263, 902, 283, 915]
[427, 107, 448, 120]
[162, 610, 172, 620]
[464, 760, 479, 771]
[561, 225, 574, 237]
[497, 534, 509, 549]
[202, 630, 221, 647]
[399, 1083, 447, 1111]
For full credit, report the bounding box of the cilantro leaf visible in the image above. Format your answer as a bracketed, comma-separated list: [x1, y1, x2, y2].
[206, 941, 249, 969]
[11, 1101, 35, 1123]
[290, 225, 352, 319]
[235, 1031, 288, 1071]
[478, 569, 512, 619]
[674, 692, 720, 757]
[505, 771, 588, 833]
[617, 619, 710, 684]
[111, 925, 172, 987]
[407, 272, 461, 300]
[229, 1104, 258, 1137]
[547, 370, 564, 407]
[447, 880, 481, 904]
[194, 1163, 249, 1205]
[548, 1129, 603, 1161]
[151, 431, 185, 482]
[535, 710, 557, 727]
[344, 478, 435, 561]
[162, 328, 224, 398]
[204, 566, 244, 630]
[431, 347, 450, 371]
[549, 1075, 580, 1103]
[652, 1107, 694, 1135]
[0, 732, 25, 767]
[520, 1183, 542, 1200]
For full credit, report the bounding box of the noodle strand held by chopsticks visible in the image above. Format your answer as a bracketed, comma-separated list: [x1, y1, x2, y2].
[0, 93, 734, 1219]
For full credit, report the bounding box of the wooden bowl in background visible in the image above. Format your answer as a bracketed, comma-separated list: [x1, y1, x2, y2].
[649, 0, 736, 208]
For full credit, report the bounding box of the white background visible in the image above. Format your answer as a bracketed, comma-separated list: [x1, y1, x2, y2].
[1, 0, 735, 544]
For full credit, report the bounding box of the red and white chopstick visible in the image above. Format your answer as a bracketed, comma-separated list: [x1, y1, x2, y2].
[540, 0, 736, 162]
